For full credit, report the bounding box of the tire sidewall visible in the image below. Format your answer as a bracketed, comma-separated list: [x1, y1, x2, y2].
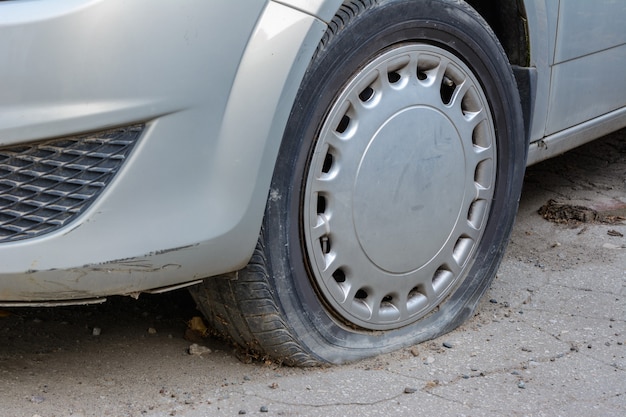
[265, 0, 526, 363]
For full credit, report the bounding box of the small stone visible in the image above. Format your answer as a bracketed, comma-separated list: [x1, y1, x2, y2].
[518, 381, 526, 389]
[424, 356, 435, 365]
[442, 342, 453, 349]
[238, 411, 246, 415]
[148, 327, 157, 335]
[603, 243, 621, 249]
[269, 382, 279, 389]
[489, 299, 498, 304]
[92, 327, 101, 336]
[30, 396, 45, 404]
[462, 374, 470, 379]
[410, 347, 420, 357]
[243, 375, 251, 381]
[188, 343, 212, 356]
[587, 344, 592, 349]
[404, 387, 417, 394]
[260, 406, 269, 413]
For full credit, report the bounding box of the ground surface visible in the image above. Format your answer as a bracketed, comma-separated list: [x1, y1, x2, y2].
[1, 130, 624, 417]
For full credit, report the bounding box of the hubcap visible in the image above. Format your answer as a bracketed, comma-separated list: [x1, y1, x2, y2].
[303, 44, 496, 330]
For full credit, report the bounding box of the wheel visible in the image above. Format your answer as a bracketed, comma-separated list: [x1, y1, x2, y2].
[190, 0, 526, 365]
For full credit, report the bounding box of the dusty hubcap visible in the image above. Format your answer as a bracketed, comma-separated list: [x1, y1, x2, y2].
[304, 44, 496, 330]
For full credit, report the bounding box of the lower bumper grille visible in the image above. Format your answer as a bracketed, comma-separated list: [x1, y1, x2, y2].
[0, 124, 144, 243]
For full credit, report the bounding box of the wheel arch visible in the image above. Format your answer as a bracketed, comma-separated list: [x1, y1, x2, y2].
[465, 0, 530, 67]
[463, 0, 534, 140]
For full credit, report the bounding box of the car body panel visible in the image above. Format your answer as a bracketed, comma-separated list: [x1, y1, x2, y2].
[1, 0, 625, 303]
[520, 0, 555, 144]
[275, 0, 344, 21]
[546, 0, 626, 135]
[523, 0, 626, 164]
[553, 0, 626, 63]
[0, 0, 326, 302]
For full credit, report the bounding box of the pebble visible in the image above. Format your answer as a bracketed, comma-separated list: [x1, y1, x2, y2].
[518, 381, 526, 389]
[188, 344, 212, 356]
[238, 410, 246, 415]
[489, 299, 498, 304]
[424, 356, 435, 365]
[442, 342, 453, 349]
[260, 406, 269, 412]
[30, 396, 45, 404]
[148, 327, 157, 335]
[404, 387, 417, 394]
[602, 242, 616, 249]
[92, 327, 101, 336]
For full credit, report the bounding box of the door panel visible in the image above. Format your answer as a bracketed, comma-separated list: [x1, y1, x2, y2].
[546, 0, 626, 135]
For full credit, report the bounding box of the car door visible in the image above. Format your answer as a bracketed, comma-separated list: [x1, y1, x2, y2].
[546, 0, 626, 135]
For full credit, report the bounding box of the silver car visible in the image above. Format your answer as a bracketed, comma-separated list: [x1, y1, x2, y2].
[1, 0, 625, 365]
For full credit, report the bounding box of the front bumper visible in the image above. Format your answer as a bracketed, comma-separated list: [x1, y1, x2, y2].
[0, 0, 327, 302]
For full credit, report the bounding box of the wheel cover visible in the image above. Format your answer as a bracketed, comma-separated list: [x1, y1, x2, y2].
[303, 44, 497, 330]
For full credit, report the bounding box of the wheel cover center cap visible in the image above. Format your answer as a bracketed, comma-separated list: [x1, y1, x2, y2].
[353, 106, 466, 273]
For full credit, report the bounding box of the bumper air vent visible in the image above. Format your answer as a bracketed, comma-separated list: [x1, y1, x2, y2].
[0, 124, 144, 243]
